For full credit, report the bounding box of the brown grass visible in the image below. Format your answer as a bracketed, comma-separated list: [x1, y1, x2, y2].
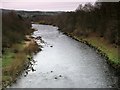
[2, 35, 40, 88]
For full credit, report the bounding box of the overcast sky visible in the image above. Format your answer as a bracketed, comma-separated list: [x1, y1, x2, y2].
[0, 0, 97, 11]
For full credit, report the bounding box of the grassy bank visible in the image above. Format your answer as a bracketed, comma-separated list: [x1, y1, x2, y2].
[2, 35, 40, 88]
[68, 33, 120, 70]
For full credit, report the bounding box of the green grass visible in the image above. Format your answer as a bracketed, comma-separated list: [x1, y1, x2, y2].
[2, 43, 25, 67]
[2, 50, 15, 67]
[73, 35, 119, 68]
[2, 44, 27, 88]
[2, 39, 40, 88]
[84, 37, 119, 65]
[0, 58, 2, 68]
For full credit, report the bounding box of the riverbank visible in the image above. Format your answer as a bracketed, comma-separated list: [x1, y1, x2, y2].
[63, 31, 120, 88]
[62, 32, 120, 71]
[2, 32, 41, 89]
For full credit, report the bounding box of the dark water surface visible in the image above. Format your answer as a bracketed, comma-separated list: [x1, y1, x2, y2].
[10, 24, 117, 88]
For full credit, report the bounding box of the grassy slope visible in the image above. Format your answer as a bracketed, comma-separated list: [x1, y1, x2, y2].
[2, 43, 26, 67]
[2, 49, 16, 68]
[2, 35, 40, 88]
[72, 34, 119, 69]
[2, 43, 27, 87]
[84, 37, 119, 64]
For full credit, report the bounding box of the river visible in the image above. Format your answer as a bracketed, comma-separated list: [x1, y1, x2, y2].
[10, 24, 117, 88]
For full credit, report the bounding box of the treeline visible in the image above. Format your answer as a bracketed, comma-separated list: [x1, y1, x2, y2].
[2, 11, 31, 48]
[39, 2, 119, 46]
[31, 15, 54, 24]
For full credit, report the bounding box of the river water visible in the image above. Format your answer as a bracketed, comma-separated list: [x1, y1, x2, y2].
[10, 24, 117, 88]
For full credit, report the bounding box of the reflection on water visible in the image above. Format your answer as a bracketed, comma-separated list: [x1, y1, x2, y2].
[10, 24, 117, 88]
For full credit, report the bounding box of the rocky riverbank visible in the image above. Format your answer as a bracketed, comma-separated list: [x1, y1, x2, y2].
[2, 33, 42, 89]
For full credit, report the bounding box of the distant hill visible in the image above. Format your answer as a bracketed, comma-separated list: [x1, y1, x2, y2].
[1, 9, 63, 18]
